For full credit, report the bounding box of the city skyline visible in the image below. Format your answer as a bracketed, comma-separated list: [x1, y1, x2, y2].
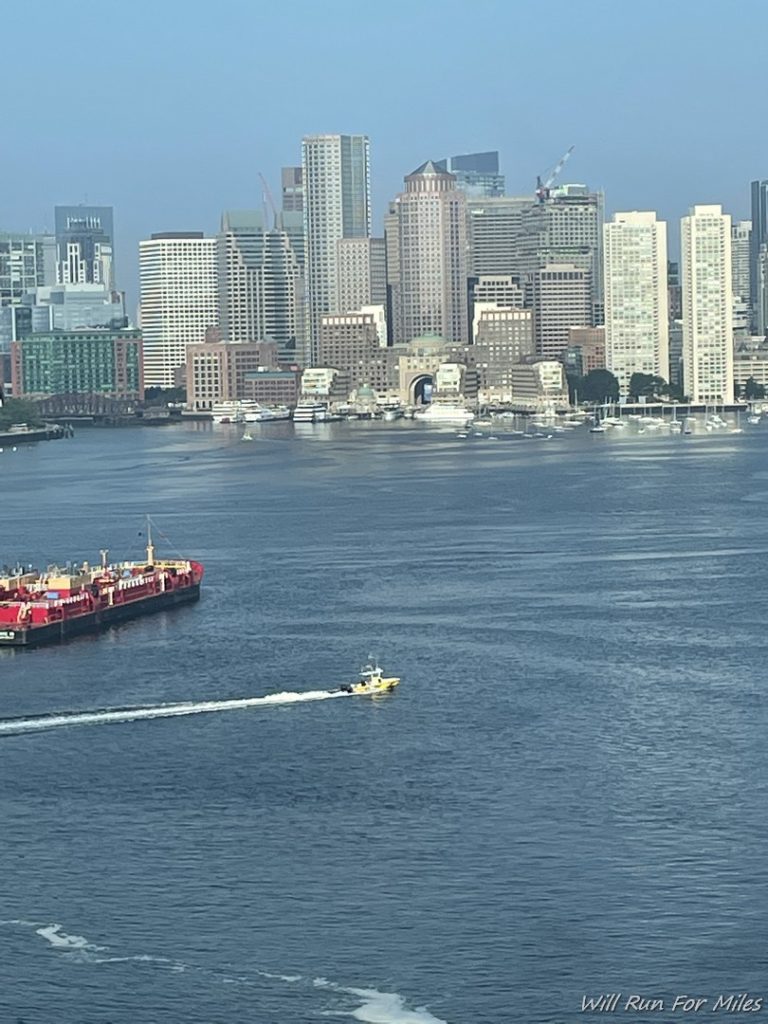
[1, 0, 766, 308]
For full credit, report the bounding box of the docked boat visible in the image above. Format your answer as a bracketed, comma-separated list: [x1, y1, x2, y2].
[292, 401, 328, 423]
[412, 402, 474, 426]
[211, 400, 264, 424]
[333, 662, 400, 696]
[0, 525, 203, 648]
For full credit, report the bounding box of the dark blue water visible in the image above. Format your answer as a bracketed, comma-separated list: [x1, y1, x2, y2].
[1, 420, 768, 1024]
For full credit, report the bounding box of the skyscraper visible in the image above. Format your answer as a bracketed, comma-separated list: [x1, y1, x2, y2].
[336, 237, 386, 314]
[55, 206, 115, 288]
[302, 134, 370, 358]
[467, 196, 532, 277]
[139, 232, 218, 388]
[681, 205, 734, 403]
[532, 264, 591, 361]
[603, 212, 669, 394]
[521, 185, 604, 322]
[392, 161, 469, 344]
[281, 167, 304, 213]
[217, 210, 305, 364]
[750, 180, 768, 330]
[438, 152, 505, 197]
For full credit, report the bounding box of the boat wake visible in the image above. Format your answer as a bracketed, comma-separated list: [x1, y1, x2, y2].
[0, 689, 347, 736]
[0, 919, 449, 1023]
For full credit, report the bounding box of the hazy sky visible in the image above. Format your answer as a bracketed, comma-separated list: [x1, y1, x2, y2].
[3, 0, 767, 308]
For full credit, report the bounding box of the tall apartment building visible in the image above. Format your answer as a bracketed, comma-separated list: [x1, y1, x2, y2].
[467, 196, 531, 277]
[392, 161, 469, 344]
[437, 152, 505, 197]
[750, 180, 768, 331]
[681, 205, 734, 403]
[603, 211, 669, 394]
[521, 185, 604, 321]
[532, 263, 591, 360]
[732, 221, 752, 301]
[281, 167, 304, 213]
[217, 210, 304, 364]
[336, 237, 386, 313]
[139, 232, 218, 388]
[55, 206, 114, 288]
[0, 233, 56, 307]
[302, 134, 370, 358]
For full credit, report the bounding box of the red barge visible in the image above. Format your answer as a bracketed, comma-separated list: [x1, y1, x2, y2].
[0, 531, 203, 648]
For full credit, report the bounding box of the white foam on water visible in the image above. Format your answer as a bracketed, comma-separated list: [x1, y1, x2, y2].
[34, 923, 106, 953]
[346, 988, 448, 1024]
[259, 970, 303, 982]
[0, 688, 347, 736]
[2, 921, 448, 1022]
[314, 979, 449, 1024]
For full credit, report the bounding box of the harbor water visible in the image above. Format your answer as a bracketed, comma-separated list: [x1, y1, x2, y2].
[1, 420, 767, 1023]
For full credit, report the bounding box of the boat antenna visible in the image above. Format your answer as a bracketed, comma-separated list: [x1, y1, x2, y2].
[146, 515, 155, 565]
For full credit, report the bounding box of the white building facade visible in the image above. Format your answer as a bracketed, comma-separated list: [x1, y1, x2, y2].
[681, 205, 734, 404]
[603, 211, 669, 394]
[139, 232, 219, 388]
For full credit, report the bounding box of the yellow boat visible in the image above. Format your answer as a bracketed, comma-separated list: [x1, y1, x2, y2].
[336, 662, 400, 696]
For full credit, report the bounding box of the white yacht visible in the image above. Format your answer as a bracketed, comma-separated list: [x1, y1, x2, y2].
[292, 401, 328, 423]
[211, 400, 264, 424]
[254, 406, 291, 422]
[412, 403, 474, 427]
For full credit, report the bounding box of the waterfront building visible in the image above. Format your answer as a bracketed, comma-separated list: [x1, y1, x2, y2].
[240, 368, 299, 407]
[302, 134, 371, 358]
[392, 161, 469, 345]
[603, 211, 669, 394]
[281, 167, 304, 213]
[473, 305, 533, 354]
[681, 205, 734, 404]
[336, 237, 386, 313]
[734, 336, 768, 391]
[139, 232, 219, 389]
[509, 357, 569, 411]
[318, 309, 391, 395]
[55, 206, 114, 289]
[437, 152, 505, 198]
[11, 328, 142, 400]
[750, 180, 768, 330]
[532, 263, 591, 360]
[521, 184, 604, 321]
[467, 197, 531, 278]
[217, 209, 305, 364]
[185, 339, 281, 411]
[565, 326, 606, 377]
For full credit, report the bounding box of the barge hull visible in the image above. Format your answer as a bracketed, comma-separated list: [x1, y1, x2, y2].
[0, 584, 200, 648]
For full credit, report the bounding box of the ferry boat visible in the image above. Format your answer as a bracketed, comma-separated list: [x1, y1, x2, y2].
[0, 525, 203, 648]
[332, 662, 400, 696]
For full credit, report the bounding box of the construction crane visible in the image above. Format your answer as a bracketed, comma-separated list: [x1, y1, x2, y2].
[535, 145, 575, 203]
[258, 172, 279, 227]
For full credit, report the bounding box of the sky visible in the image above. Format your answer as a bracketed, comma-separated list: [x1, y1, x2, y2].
[3, 0, 767, 310]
